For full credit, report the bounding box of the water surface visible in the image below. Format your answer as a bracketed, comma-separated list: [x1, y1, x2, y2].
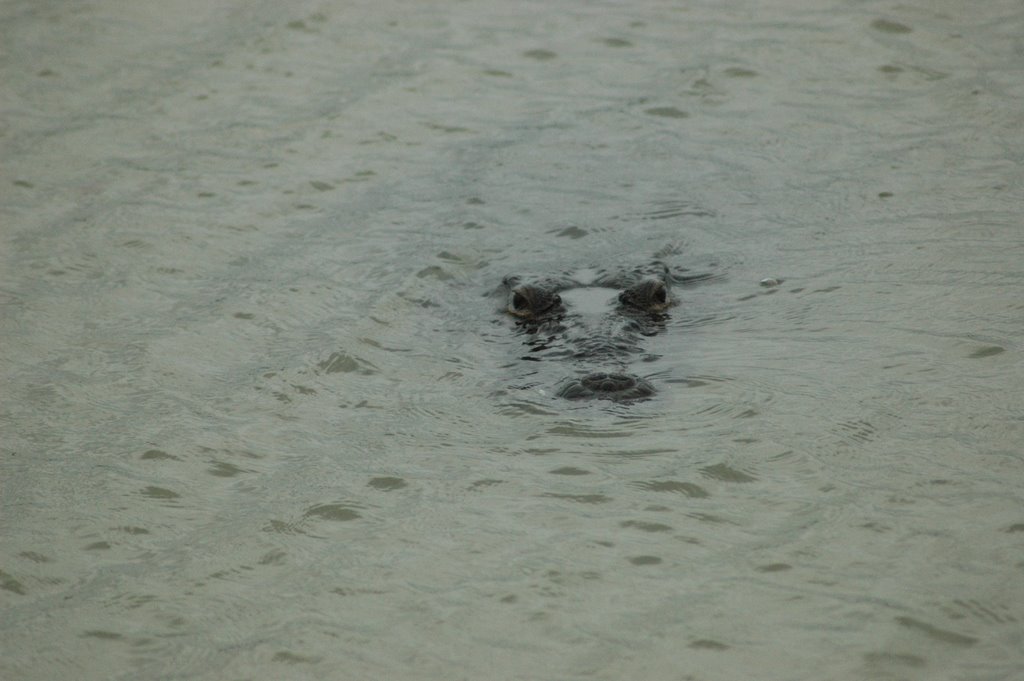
[2, 1, 1023, 679]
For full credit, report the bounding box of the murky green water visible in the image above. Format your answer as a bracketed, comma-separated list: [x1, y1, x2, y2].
[2, 1, 1023, 679]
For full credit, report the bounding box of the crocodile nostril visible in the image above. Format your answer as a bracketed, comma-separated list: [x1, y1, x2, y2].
[557, 372, 656, 401]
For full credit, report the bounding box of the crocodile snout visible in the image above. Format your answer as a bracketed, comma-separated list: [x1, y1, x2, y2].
[557, 372, 656, 402]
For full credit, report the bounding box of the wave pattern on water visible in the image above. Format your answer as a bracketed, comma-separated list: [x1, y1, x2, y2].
[2, 0, 1024, 680]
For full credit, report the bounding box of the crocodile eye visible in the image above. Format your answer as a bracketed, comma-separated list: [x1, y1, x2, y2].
[653, 285, 667, 305]
[512, 291, 530, 312]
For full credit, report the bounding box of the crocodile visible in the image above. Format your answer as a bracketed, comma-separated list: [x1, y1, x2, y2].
[500, 262, 706, 402]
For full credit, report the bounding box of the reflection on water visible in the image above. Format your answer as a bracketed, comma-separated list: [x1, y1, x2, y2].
[2, 0, 1023, 679]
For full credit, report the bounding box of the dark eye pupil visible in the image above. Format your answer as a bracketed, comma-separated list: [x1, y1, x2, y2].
[513, 292, 528, 310]
[654, 287, 666, 303]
